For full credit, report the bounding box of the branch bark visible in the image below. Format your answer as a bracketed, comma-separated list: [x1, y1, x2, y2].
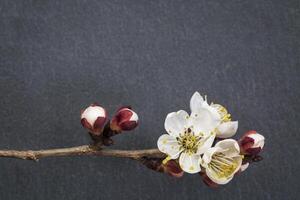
[0, 145, 165, 161]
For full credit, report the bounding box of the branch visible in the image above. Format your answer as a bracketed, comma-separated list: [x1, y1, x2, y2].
[0, 145, 165, 161]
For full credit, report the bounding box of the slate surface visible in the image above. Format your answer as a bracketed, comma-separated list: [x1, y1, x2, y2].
[0, 0, 299, 200]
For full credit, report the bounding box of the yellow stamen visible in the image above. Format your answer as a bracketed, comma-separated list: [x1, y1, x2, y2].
[209, 152, 238, 178]
[177, 128, 201, 154]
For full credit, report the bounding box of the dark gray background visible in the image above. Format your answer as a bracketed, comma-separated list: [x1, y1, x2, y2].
[0, 0, 299, 199]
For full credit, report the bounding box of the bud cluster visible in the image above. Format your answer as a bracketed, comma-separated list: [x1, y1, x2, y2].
[80, 103, 139, 145]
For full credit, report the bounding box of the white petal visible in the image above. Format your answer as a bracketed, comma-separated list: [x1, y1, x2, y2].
[189, 108, 220, 135]
[215, 139, 240, 157]
[164, 110, 189, 137]
[205, 153, 243, 185]
[157, 134, 181, 159]
[179, 152, 201, 174]
[216, 121, 238, 138]
[240, 162, 249, 172]
[190, 92, 205, 113]
[231, 155, 244, 176]
[196, 133, 216, 155]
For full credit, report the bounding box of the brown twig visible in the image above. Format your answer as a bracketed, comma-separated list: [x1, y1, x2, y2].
[0, 145, 165, 161]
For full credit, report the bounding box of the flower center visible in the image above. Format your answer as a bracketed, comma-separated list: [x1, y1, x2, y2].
[209, 152, 238, 178]
[177, 128, 201, 154]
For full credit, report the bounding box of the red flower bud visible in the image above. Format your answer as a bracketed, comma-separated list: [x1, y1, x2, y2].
[239, 130, 265, 156]
[80, 103, 107, 135]
[163, 160, 184, 178]
[110, 107, 138, 132]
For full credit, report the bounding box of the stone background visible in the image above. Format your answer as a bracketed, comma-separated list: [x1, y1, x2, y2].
[0, 0, 299, 199]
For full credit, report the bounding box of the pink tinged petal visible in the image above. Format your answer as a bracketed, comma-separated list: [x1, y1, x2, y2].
[81, 106, 106, 126]
[81, 105, 107, 135]
[216, 121, 238, 138]
[157, 134, 181, 159]
[239, 131, 264, 155]
[164, 110, 189, 137]
[197, 134, 216, 155]
[179, 152, 201, 174]
[111, 107, 139, 132]
[190, 92, 205, 113]
[248, 133, 265, 149]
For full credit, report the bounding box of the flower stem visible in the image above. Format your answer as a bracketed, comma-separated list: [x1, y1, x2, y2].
[0, 145, 165, 161]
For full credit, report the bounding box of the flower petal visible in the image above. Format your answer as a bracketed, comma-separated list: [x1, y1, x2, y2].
[179, 152, 201, 174]
[215, 139, 240, 157]
[189, 108, 220, 135]
[197, 133, 216, 155]
[157, 134, 182, 159]
[216, 121, 238, 138]
[164, 110, 189, 137]
[201, 147, 221, 166]
[190, 92, 205, 113]
[240, 162, 249, 172]
[206, 168, 235, 185]
[233, 155, 243, 174]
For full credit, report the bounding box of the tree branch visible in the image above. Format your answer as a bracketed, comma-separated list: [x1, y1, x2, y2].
[0, 145, 165, 161]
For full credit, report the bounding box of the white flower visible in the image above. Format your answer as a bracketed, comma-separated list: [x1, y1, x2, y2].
[190, 92, 238, 139]
[201, 139, 243, 184]
[157, 92, 239, 174]
[157, 92, 223, 174]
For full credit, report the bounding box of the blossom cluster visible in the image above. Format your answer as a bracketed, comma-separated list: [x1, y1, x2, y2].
[157, 92, 265, 186]
[80, 103, 138, 143]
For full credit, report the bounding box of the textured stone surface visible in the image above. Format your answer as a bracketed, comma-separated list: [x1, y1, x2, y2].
[0, 0, 299, 199]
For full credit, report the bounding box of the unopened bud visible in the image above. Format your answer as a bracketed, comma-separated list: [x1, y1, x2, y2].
[162, 160, 184, 178]
[81, 103, 107, 135]
[110, 106, 138, 132]
[239, 130, 265, 156]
